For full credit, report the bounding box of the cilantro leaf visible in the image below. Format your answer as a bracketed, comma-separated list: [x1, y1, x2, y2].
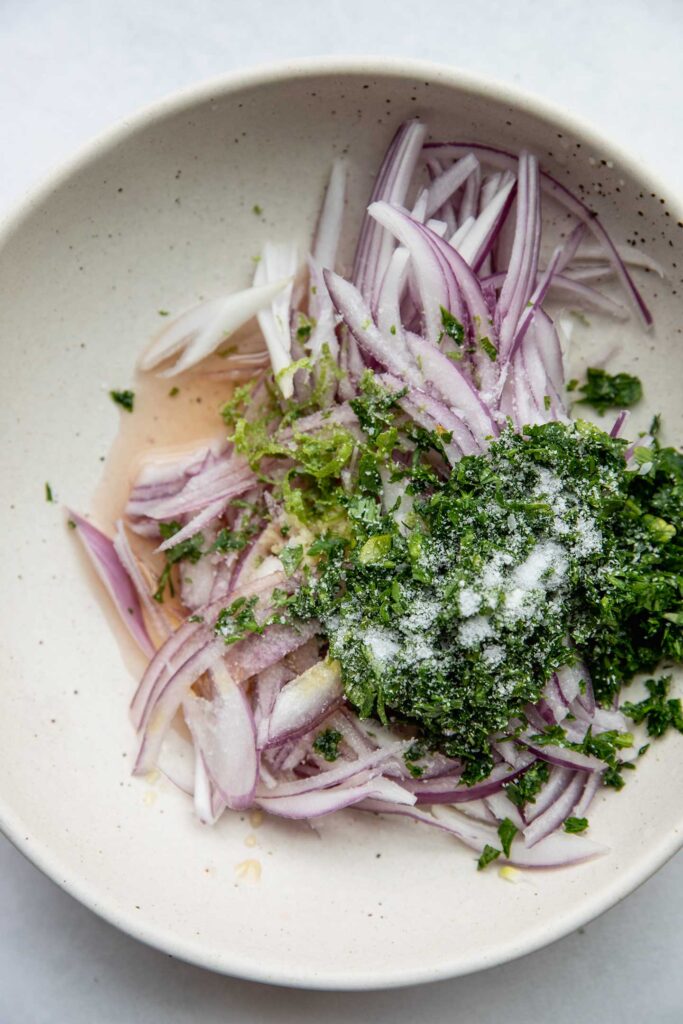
[153, 522, 204, 603]
[622, 676, 683, 738]
[312, 728, 343, 762]
[564, 817, 589, 833]
[439, 306, 464, 346]
[214, 595, 263, 645]
[477, 845, 501, 870]
[497, 818, 518, 858]
[577, 368, 642, 415]
[504, 762, 550, 809]
[110, 389, 135, 412]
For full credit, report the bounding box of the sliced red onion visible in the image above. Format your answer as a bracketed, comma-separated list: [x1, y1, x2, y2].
[113, 518, 170, 642]
[610, 410, 630, 438]
[312, 159, 347, 271]
[555, 664, 583, 707]
[156, 497, 226, 554]
[507, 241, 566, 362]
[134, 639, 226, 774]
[425, 158, 458, 235]
[523, 771, 587, 847]
[461, 160, 482, 219]
[406, 754, 534, 803]
[225, 622, 319, 686]
[70, 512, 154, 657]
[352, 120, 427, 308]
[397, 389, 480, 460]
[404, 334, 499, 440]
[361, 801, 606, 867]
[127, 457, 255, 521]
[484, 791, 525, 829]
[570, 698, 629, 735]
[156, 725, 195, 796]
[131, 570, 288, 730]
[257, 742, 408, 799]
[183, 663, 258, 810]
[485, 269, 629, 321]
[496, 152, 541, 358]
[573, 770, 603, 818]
[264, 659, 344, 749]
[457, 174, 516, 272]
[255, 663, 292, 748]
[574, 662, 596, 716]
[542, 674, 571, 725]
[454, 798, 500, 825]
[192, 746, 218, 825]
[327, 710, 375, 758]
[572, 242, 664, 277]
[253, 241, 298, 397]
[258, 775, 415, 819]
[520, 735, 605, 772]
[180, 547, 220, 613]
[324, 269, 421, 384]
[143, 278, 292, 376]
[370, 202, 494, 353]
[524, 766, 573, 824]
[376, 246, 411, 340]
[424, 153, 479, 220]
[426, 141, 652, 327]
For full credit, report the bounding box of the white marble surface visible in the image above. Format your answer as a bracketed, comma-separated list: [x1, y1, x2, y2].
[1, 0, 682, 1020]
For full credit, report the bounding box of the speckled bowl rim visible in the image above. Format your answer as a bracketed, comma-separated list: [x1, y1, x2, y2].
[1, 55, 682, 990]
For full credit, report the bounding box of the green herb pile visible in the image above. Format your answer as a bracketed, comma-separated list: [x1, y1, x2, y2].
[216, 368, 683, 782]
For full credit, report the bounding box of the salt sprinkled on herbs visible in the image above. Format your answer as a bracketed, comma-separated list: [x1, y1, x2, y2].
[459, 587, 482, 617]
[364, 627, 400, 666]
[458, 615, 495, 648]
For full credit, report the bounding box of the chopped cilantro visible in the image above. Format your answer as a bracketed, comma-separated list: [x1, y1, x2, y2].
[45, 482, 54, 502]
[480, 336, 498, 361]
[622, 676, 683, 738]
[158, 309, 170, 317]
[214, 595, 263, 645]
[279, 544, 304, 577]
[67, 518, 76, 529]
[168, 386, 180, 397]
[252, 204, 263, 216]
[218, 361, 683, 785]
[286, 419, 683, 774]
[110, 389, 135, 412]
[312, 728, 343, 762]
[497, 818, 518, 857]
[505, 762, 551, 809]
[296, 314, 315, 343]
[577, 368, 642, 415]
[153, 522, 204, 603]
[477, 845, 501, 870]
[439, 306, 465, 346]
[564, 817, 589, 833]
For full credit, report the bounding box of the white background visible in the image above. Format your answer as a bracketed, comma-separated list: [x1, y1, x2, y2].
[2, 1, 682, 1020]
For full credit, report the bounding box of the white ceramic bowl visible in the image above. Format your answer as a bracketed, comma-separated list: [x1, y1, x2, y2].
[1, 57, 682, 990]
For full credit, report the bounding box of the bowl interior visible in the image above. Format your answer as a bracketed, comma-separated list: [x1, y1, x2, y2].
[0, 61, 682, 989]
